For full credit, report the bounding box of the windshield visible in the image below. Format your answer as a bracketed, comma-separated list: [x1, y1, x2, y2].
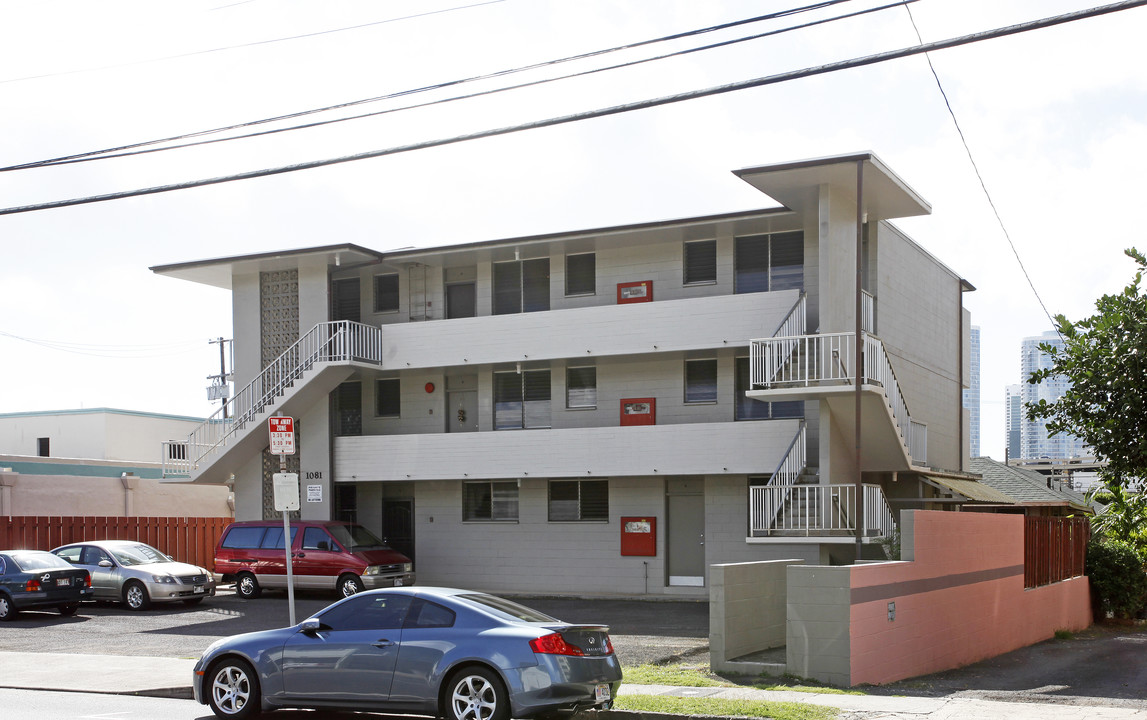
[109, 543, 172, 567]
[11, 552, 73, 572]
[327, 524, 389, 551]
[459, 593, 558, 623]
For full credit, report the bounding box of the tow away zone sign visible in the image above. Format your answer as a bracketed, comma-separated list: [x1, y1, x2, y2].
[269, 416, 295, 455]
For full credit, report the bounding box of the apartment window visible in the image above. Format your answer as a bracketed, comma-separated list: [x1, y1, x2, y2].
[373, 274, 400, 313]
[494, 369, 551, 430]
[683, 239, 717, 285]
[685, 359, 718, 403]
[548, 479, 608, 522]
[335, 382, 362, 436]
[332, 278, 361, 322]
[566, 366, 597, 409]
[734, 231, 804, 294]
[463, 481, 520, 521]
[565, 253, 596, 296]
[735, 357, 803, 420]
[493, 258, 550, 315]
[376, 378, 401, 418]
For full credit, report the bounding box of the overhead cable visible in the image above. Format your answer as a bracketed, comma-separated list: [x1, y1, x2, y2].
[0, 0, 508, 86]
[2, 0, 858, 172]
[3, 0, 1145, 217]
[902, 4, 1060, 334]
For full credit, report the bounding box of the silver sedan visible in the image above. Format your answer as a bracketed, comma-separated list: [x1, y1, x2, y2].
[193, 586, 622, 720]
[51, 540, 215, 610]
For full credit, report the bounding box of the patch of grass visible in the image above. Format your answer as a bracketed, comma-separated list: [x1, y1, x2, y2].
[615, 694, 838, 720]
[623, 664, 734, 687]
[1054, 629, 1073, 640]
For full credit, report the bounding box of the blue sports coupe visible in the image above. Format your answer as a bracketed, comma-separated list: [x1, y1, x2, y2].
[193, 586, 622, 719]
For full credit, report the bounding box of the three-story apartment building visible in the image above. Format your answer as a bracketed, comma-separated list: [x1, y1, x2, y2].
[153, 152, 975, 597]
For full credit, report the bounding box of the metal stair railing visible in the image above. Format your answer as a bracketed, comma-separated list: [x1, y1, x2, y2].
[163, 321, 383, 477]
[750, 484, 896, 536]
[753, 293, 806, 387]
[749, 422, 806, 533]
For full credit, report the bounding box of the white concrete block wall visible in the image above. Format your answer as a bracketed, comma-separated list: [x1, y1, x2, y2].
[411, 476, 665, 594]
[872, 222, 965, 472]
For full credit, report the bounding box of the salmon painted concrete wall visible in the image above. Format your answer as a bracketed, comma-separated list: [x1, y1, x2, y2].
[847, 510, 1091, 686]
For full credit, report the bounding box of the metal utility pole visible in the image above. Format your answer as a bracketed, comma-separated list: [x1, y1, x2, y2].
[207, 337, 233, 418]
[855, 159, 865, 564]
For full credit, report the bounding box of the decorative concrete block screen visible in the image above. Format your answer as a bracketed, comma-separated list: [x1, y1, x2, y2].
[787, 510, 1091, 687]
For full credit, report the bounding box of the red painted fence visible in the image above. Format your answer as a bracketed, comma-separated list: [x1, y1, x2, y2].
[1025, 516, 1090, 589]
[0, 516, 232, 570]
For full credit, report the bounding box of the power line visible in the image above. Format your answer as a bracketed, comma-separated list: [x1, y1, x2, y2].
[902, 4, 1061, 335]
[3, 0, 1145, 217]
[0, 330, 204, 358]
[0, 0, 508, 86]
[3, 0, 858, 172]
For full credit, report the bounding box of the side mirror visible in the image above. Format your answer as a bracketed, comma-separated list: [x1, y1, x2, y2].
[98, 560, 114, 568]
[300, 618, 323, 635]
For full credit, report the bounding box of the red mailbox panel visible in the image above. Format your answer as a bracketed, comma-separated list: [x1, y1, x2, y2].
[620, 517, 657, 556]
[617, 280, 653, 304]
[620, 398, 655, 426]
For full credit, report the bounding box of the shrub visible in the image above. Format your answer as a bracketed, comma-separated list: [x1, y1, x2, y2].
[1086, 539, 1147, 620]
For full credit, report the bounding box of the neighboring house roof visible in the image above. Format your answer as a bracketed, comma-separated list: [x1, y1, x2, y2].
[969, 457, 1093, 513]
[921, 474, 1016, 504]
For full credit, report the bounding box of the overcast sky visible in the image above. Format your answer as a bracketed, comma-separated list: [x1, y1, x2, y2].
[2, 0, 1145, 462]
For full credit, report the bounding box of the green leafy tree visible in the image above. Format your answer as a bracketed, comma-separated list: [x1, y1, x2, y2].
[1027, 247, 1147, 478]
[1027, 248, 1147, 553]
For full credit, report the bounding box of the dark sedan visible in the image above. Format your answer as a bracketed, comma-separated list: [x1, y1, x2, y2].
[193, 586, 622, 720]
[0, 550, 92, 620]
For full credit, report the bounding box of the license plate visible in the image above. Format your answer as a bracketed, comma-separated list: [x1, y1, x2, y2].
[56, 578, 71, 587]
[193, 586, 205, 593]
[595, 684, 610, 703]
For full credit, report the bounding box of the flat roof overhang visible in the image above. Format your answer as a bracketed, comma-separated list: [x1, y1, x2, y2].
[150, 244, 384, 290]
[733, 151, 932, 222]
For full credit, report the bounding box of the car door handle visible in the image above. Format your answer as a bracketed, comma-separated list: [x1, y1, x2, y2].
[294, 552, 306, 558]
[372, 639, 395, 648]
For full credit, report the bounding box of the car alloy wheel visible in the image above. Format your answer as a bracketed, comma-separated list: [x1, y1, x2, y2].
[236, 573, 261, 599]
[338, 574, 364, 598]
[208, 658, 260, 719]
[123, 581, 151, 610]
[448, 667, 509, 720]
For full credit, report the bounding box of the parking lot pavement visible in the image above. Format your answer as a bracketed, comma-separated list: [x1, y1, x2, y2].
[0, 586, 711, 667]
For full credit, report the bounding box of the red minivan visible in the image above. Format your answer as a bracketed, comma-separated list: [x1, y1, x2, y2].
[214, 520, 414, 599]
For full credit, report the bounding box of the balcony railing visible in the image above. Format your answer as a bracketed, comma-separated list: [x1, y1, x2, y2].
[748, 331, 925, 465]
[861, 290, 875, 334]
[749, 483, 895, 537]
[163, 321, 383, 477]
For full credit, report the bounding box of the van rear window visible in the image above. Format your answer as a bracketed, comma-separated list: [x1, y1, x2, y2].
[221, 527, 267, 549]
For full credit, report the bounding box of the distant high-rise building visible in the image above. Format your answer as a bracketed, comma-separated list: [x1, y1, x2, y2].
[1006, 384, 1022, 461]
[969, 326, 980, 457]
[1018, 331, 1088, 460]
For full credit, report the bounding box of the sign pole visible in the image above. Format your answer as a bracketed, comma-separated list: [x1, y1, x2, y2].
[269, 415, 298, 627]
[281, 453, 296, 627]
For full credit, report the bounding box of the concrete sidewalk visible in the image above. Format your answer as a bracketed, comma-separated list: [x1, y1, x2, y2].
[2, 652, 1146, 720]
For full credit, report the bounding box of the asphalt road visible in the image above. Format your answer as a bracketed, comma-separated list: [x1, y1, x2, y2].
[0, 586, 711, 666]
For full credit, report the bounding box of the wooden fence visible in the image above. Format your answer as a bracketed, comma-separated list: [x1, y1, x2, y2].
[1025, 516, 1090, 589]
[0, 516, 232, 570]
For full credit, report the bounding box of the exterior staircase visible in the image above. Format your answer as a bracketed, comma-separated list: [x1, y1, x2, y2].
[162, 321, 384, 484]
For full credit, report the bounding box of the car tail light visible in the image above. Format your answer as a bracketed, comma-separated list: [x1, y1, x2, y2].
[530, 633, 584, 656]
[25, 579, 40, 592]
[84, 572, 92, 588]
